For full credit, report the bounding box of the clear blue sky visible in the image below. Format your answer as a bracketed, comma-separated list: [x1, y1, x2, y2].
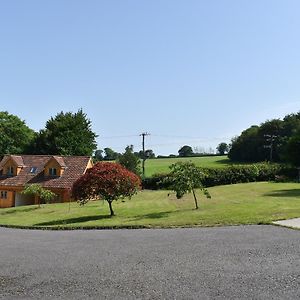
[1, 0, 300, 155]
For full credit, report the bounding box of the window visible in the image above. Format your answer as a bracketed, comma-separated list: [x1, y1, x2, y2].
[0, 191, 7, 199]
[49, 168, 57, 176]
[30, 167, 37, 174]
[7, 166, 14, 176]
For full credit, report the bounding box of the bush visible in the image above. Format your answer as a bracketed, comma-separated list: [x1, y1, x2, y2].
[142, 163, 297, 190]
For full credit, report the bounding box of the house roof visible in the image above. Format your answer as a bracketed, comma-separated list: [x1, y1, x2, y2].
[0, 155, 91, 190]
[0, 155, 25, 169]
[51, 156, 67, 168]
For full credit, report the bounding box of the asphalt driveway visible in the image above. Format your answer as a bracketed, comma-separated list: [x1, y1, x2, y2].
[0, 225, 299, 299]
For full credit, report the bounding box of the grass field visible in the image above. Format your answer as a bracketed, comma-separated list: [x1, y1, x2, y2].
[144, 155, 233, 176]
[0, 182, 299, 229]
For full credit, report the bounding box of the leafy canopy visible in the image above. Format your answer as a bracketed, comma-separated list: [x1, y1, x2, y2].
[178, 145, 194, 157]
[117, 145, 141, 175]
[72, 162, 141, 216]
[32, 109, 97, 156]
[0, 111, 34, 156]
[216, 143, 229, 155]
[286, 129, 300, 166]
[22, 184, 56, 207]
[165, 162, 210, 209]
[103, 147, 120, 160]
[228, 112, 300, 163]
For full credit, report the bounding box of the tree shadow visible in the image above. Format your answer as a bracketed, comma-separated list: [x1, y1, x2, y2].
[264, 189, 300, 198]
[131, 210, 189, 221]
[215, 159, 233, 165]
[35, 214, 111, 226]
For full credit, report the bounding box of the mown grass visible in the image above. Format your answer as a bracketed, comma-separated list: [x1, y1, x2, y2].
[0, 182, 300, 229]
[145, 156, 236, 177]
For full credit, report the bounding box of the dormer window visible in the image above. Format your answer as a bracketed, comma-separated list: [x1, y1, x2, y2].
[7, 166, 14, 176]
[49, 168, 57, 176]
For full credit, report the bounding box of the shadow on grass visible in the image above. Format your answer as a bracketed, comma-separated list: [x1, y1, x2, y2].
[131, 209, 193, 221]
[215, 159, 233, 165]
[35, 214, 111, 226]
[0, 206, 40, 215]
[264, 189, 300, 198]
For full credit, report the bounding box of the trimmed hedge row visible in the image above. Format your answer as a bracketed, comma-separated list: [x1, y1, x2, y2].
[142, 163, 298, 190]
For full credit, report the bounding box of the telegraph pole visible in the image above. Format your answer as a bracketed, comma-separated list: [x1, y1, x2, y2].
[264, 134, 277, 162]
[140, 132, 150, 177]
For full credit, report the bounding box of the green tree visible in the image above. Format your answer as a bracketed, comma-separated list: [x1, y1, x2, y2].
[138, 149, 155, 159]
[32, 109, 97, 156]
[93, 149, 104, 162]
[117, 145, 141, 175]
[0, 111, 35, 156]
[103, 147, 120, 160]
[178, 145, 193, 157]
[22, 184, 56, 208]
[285, 130, 300, 166]
[165, 162, 211, 209]
[228, 113, 300, 163]
[216, 143, 229, 155]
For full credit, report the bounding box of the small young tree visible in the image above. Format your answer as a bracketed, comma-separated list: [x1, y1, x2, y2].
[165, 162, 210, 209]
[22, 184, 56, 207]
[72, 162, 141, 216]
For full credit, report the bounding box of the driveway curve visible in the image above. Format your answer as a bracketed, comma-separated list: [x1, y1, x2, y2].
[0, 225, 299, 299]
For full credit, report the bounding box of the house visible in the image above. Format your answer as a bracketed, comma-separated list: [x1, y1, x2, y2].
[0, 154, 93, 208]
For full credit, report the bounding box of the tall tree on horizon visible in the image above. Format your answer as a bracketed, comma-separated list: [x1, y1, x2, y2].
[31, 109, 97, 156]
[0, 111, 35, 156]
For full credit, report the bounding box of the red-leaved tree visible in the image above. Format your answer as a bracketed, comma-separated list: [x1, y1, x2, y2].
[72, 162, 141, 216]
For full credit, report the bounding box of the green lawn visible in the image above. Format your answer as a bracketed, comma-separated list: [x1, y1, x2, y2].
[1, 182, 300, 229]
[144, 155, 233, 176]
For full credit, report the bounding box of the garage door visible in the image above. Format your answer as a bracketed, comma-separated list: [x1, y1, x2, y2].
[15, 193, 35, 207]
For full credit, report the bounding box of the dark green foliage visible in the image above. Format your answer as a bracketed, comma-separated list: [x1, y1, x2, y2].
[117, 145, 141, 175]
[93, 149, 104, 162]
[285, 129, 300, 166]
[178, 145, 194, 157]
[216, 143, 229, 155]
[22, 184, 56, 207]
[142, 173, 170, 190]
[0, 111, 35, 156]
[229, 112, 300, 163]
[103, 147, 120, 160]
[31, 109, 97, 156]
[142, 163, 296, 190]
[138, 149, 155, 159]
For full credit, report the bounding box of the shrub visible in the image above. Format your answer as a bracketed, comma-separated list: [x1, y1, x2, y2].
[142, 163, 297, 190]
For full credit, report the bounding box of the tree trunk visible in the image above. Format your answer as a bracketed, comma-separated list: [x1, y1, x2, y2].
[192, 189, 198, 209]
[108, 200, 115, 216]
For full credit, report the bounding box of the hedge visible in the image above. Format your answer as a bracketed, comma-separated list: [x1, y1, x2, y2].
[142, 163, 298, 190]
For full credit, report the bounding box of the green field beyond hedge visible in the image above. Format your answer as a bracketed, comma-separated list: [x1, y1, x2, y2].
[144, 155, 232, 176]
[1, 182, 299, 229]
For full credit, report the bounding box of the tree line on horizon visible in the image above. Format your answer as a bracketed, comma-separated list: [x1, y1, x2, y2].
[0, 109, 97, 158]
[228, 112, 300, 166]
[1, 110, 299, 168]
